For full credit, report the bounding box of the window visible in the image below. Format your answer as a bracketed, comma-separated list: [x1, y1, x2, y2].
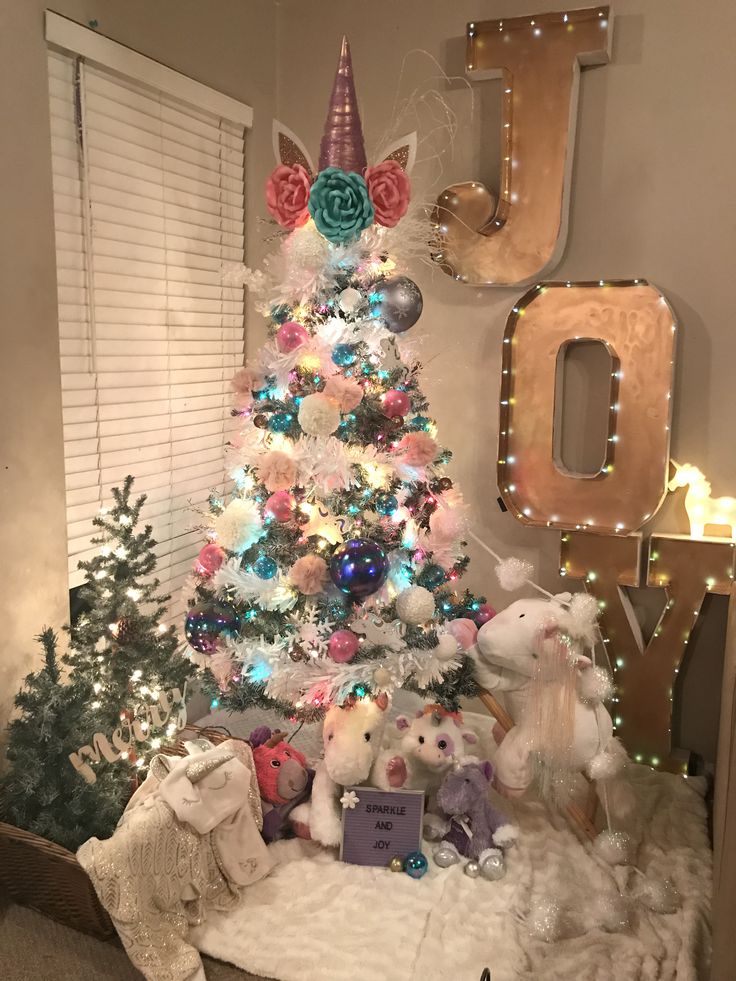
[45, 13, 252, 617]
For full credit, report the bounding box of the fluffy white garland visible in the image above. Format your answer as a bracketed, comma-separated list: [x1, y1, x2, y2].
[214, 558, 297, 612]
[264, 639, 462, 706]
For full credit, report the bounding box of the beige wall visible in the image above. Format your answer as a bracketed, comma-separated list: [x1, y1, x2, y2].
[1, 0, 735, 762]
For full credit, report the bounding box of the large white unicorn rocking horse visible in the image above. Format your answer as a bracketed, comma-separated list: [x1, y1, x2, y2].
[669, 460, 736, 538]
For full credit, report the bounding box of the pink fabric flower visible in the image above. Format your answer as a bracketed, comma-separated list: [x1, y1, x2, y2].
[365, 160, 411, 228]
[289, 554, 328, 595]
[231, 367, 263, 411]
[396, 431, 438, 467]
[256, 450, 297, 492]
[323, 375, 363, 412]
[266, 164, 312, 230]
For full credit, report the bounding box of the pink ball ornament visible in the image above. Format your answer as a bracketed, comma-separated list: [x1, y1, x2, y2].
[197, 543, 225, 576]
[328, 629, 360, 663]
[446, 617, 478, 651]
[474, 603, 496, 626]
[264, 490, 294, 522]
[276, 321, 309, 354]
[381, 389, 411, 419]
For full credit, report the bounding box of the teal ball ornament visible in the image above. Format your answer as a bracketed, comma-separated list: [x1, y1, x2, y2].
[269, 412, 294, 434]
[253, 555, 278, 580]
[332, 344, 356, 367]
[271, 303, 291, 324]
[375, 493, 398, 516]
[419, 564, 446, 589]
[404, 851, 429, 879]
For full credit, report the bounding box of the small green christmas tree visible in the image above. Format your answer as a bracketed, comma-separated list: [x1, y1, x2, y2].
[1, 477, 195, 850]
[66, 476, 195, 770]
[0, 629, 126, 851]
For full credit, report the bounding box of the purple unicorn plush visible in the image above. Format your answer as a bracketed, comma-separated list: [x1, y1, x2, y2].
[433, 761, 517, 880]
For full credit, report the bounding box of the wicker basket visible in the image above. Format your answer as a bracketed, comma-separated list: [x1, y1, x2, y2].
[0, 725, 235, 940]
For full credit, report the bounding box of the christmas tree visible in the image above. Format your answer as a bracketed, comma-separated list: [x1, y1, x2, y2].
[185, 39, 487, 721]
[1, 477, 195, 849]
[66, 476, 195, 769]
[0, 629, 126, 851]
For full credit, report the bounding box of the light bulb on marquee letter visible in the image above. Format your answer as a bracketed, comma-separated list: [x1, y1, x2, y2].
[433, 7, 612, 286]
[498, 280, 677, 536]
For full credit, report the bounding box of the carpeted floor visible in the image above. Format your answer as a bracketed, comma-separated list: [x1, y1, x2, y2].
[0, 897, 269, 981]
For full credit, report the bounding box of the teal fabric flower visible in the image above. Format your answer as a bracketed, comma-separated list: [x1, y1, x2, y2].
[308, 167, 374, 244]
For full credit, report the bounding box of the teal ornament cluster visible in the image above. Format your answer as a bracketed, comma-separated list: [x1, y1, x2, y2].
[404, 851, 429, 879]
[308, 167, 374, 244]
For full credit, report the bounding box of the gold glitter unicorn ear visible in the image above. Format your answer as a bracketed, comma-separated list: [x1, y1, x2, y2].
[273, 120, 314, 178]
[376, 132, 417, 174]
[185, 750, 235, 784]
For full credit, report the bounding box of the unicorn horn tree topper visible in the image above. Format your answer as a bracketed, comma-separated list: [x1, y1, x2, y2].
[184, 37, 490, 724]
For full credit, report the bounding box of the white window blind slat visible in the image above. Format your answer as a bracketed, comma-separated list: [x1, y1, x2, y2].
[48, 44, 247, 593]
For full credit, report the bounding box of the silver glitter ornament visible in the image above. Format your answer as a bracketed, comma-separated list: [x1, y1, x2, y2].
[593, 892, 630, 933]
[480, 851, 506, 881]
[338, 287, 363, 315]
[464, 860, 481, 878]
[376, 276, 423, 333]
[528, 899, 564, 943]
[433, 844, 460, 868]
[636, 875, 681, 914]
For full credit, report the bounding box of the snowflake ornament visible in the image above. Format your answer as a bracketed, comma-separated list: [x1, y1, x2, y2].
[340, 790, 360, 810]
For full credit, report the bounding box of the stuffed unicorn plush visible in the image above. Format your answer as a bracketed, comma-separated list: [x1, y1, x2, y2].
[292, 693, 390, 847]
[370, 704, 478, 804]
[471, 593, 628, 801]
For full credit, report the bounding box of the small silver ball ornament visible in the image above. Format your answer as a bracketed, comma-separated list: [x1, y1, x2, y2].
[433, 844, 460, 868]
[464, 860, 481, 878]
[480, 851, 506, 881]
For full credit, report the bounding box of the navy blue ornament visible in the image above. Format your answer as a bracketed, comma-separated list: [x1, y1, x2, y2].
[404, 851, 429, 879]
[271, 303, 291, 324]
[330, 539, 389, 599]
[332, 343, 356, 367]
[269, 412, 294, 433]
[253, 554, 278, 580]
[185, 601, 239, 654]
[375, 493, 398, 516]
[419, 564, 446, 589]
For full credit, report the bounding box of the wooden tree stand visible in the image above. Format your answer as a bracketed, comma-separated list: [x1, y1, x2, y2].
[477, 688, 599, 841]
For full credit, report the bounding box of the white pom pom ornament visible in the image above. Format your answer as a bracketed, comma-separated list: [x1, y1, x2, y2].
[338, 287, 363, 314]
[495, 556, 533, 592]
[578, 665, 615, 704]
[594, 829, 633, 866]
[396, 586, 435, 625]
[298, 393, 341, 436]
[434, 633, 459, 661]
[213, 498, 263, 553]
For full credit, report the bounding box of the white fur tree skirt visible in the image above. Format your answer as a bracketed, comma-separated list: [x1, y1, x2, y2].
[191, 759, 711, 981]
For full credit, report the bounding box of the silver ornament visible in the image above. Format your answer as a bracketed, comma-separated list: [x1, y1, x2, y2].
[637, 875, 681, 914]
[593, 892, 630, 933]
[480, 851, 506, 881]
[376, 275, 423, 333]
[464, 860, 481, 878]
[433, 844, 460, 868]
[338, 287, 363, 315]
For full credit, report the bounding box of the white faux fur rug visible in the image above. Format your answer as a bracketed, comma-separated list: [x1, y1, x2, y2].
[191, 764, 712, 981]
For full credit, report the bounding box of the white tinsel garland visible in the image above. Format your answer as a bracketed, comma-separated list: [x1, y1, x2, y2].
[214, 558, 297, 612]
[264, 640, 462, 706]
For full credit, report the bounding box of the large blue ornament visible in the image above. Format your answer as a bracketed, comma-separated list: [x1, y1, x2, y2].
[185, 601, 239, 654]
[375, 493, 398, 516]
[404, 851, 429, 879]
[332, 343, 356, 367]
[253, 554, 278, 580]
[330, 539, 389, 599]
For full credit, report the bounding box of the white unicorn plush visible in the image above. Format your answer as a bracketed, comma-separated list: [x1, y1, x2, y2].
[292, 693, 390, 847]
[669, 461, 736, 538]
[471, 593, 628, 801]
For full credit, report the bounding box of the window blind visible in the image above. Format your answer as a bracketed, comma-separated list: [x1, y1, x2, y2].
[47, 45, 247, 617]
